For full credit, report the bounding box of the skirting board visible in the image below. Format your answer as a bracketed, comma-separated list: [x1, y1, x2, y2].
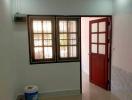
[40, 89, 80, 96]
[16, 89, 80, 100]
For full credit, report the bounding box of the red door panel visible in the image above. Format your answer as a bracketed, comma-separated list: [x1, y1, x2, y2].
[89, 18, 111, 90]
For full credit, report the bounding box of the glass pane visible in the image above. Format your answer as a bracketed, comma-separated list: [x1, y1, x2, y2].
[44, 40, 52, 46]
[99, 45, 105, 54]
[99, 22, 106, 32]
[60, 34, 67, 39]
[60, 46, 68, 58]
[60, 40, 67, 45]
[44, 34, 52, 39]
[33, 21, 42, 33]
[44, 47, 53, 58]
[34, 47, 43, 59]
[34, 40, 42, 46]
[43, 21, 52, 33]
[69, 40, 76, 45]
[99, 34, 105, 43]
[92, 34, 97, 43]
[59, 21, 67, 32]
[69, 46, 77, 57]
[69, 34, 76, 39]
[92, 23, 97, 32]
[34, 34, 42, 39]
[92, 44, 97, 53]
[68, 21, 76, 32]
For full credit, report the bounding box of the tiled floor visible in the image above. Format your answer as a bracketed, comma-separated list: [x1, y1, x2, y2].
[40, 95, 82, 100]
[40, 67, 132, 100]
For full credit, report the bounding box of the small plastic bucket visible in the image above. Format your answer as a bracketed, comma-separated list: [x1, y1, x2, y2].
[24, 85, 39, 100]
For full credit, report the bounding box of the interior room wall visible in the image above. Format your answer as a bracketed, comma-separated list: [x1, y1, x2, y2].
[112, 0, 132, 73]
[12, 0, 113, 95]
[81, 17, 89, 75]
[111, 1, 132, 98]
[0, 0, 17, 100]
[13, 0, 112, 15]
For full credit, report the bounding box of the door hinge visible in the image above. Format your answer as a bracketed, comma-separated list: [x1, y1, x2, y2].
[108, 80, 110, 85]
[108, 21, 111, 25]
[108, 58, 110, 62]
[107, 80, 111, 90]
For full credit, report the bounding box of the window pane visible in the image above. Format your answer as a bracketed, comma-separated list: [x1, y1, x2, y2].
[34, 40, 42, 46]
[34, 34, 42, 39]
[99, 22, 106, 32]
[44, 40, 52, 46]
[69, 40, 76, 45]
[92, 34, 97, 43]
[92, 44, 97, 53]
[92, 23, 97, 32]
[59, 21, 67, 32]
[44, 47, 53, 58]
[33, 21, 42, 33]
[68, 21, 76, 32]
[99, 34, 105, 43]
[43, 21, 52, 33]
[34, 47, 43, 59]
[60, 40, 67, 45]
[69, 46, 77, 57]
[60, 34, 67, 39]
[60, 46, 68, 58]
[99, 45, 105, 54]
[44, 34, 52, 39]
[69, 34, 76, 39]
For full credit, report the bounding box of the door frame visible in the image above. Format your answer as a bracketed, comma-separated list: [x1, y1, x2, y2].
[79, 15, 112, 93]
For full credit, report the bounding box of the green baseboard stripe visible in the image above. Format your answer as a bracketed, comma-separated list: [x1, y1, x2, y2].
[40, 89, 80, 97]
[16, 89, 80, 100]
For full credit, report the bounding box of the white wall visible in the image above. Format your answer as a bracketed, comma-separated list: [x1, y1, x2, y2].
[81, 17, 89, 75]
[13, 20, 80, 94]
[11, 0, 113, 95]
[13, 0, 112, 15]
[112, 0, 132, 73]
[0, 0, 17, 100]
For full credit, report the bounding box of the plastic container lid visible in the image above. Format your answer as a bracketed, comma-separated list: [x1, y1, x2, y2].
[24, 85, 38, 93]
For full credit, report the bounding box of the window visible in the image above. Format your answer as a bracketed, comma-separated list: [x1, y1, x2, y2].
[28, 16, 80, 64]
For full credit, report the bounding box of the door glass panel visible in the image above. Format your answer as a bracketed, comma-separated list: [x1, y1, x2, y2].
[60, 46, 68, 58]
[34, 40, 42, 46]
[34, 47, 43, 59]
[59, 21, 67, 32]
[99, 22, 106, 32]
[69, 46, 77, 57]
[33, 21, 42, 33]
[92, 34, 97, 43]
[43, 21, 52, 33]
[68, 21, 76, 32]
[44, 47, 52, 58]
[92, 44, 97, 53]
[92, 23, 97, 32]
[99, 34, 105, 43]
[99, 45, 105, 54]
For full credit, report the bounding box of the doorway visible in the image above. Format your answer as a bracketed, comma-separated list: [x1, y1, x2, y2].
[81, 16, 112, 91]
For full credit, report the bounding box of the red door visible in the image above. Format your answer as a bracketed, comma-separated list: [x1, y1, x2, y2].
[89, 18, 111, 90]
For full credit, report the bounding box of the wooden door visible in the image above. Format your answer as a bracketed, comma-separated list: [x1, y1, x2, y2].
[89, 18, 111, 90]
